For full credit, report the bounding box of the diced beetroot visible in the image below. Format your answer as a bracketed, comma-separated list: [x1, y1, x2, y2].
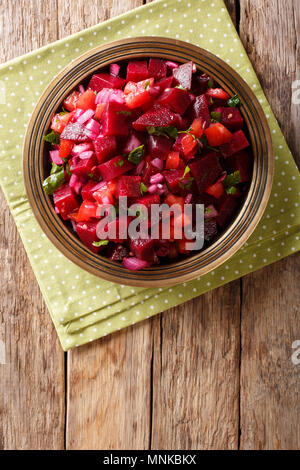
[216, 196, 239, 227]
[122, 132, 145, 155]
[219, 107, 244, 131]
[155, 76, 174, 93]
[142, 157, 158, 185]
[162, 169, 185, 194]
[130, 238, 155, 262]
[106, 217, 131, 243]
[135, 194, 160, 210]
[173, 61, 193, 90]
[116, 175, 141, 198]
[60, 122, 91, 142]
[109, 244, 129, 261]
[101, 102, 130, 137]
[93, 135, 117, 163]
[191, 73, 212, 95]
[69, 154, 97, 178]
[88, 73, 126, 92]
[76, 221, 102, 253]
[147, 134, 173, 159]
[126, 60, 148, 82]
[219, 130, 250, 158]
[53, 184, 79, 220]
[225, 150, 252, 182]
[157, 88, 191, 114]
[148, 58, 167, 80]
[133, 105, 181, 131]
[204, 218, 218, 242]
[189, 155, 223, 194]
[192, 94, 211, 128]
[98, 155, 134, 181]
[81, 180, 98, 200]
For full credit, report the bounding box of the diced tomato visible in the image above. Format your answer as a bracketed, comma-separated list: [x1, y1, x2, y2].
[204, 123, 232, 146]
[51, 112, 73, 134]
[76, 200, 99, 222]
[206, 88, 230, 100]
[181, 133, 198, 157]
[166, 151, 180, 169]
[63, 90, 81, 112]
[94, 103, 106, 120]
[165, 193, 185, 210]
[190, 118, 205, 138]
[59, 139, 74, 159]
[93, 180, 117, 205]
[124, 78, 154, 109]
[76, 89, 97, 111]
[205, 181, 224, 199]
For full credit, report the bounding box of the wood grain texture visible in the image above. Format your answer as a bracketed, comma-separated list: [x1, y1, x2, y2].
[151, 284, 241, 450]
[0, 0, 65, 450]
[239, 0, 300, 450]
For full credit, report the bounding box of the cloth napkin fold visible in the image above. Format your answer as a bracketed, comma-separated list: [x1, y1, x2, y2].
[0, 0, 299, 350]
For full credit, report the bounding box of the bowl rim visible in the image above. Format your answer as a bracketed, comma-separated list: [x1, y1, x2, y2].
[23, 36, 274, 287]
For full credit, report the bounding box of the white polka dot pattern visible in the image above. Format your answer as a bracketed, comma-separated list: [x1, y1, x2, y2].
[0, 0, 299, 350]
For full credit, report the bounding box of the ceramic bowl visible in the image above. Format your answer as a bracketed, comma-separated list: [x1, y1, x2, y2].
[23, 37, 273, 287]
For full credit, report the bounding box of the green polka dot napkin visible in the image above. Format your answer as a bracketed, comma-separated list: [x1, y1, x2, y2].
[0, 0, 299, 350]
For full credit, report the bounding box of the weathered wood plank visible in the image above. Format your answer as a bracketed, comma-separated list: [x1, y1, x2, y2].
[151, 283, 241, 450]
[0, 0, 65, 450]
[57, 0, 153, 450]
[239, 0, 300, 450]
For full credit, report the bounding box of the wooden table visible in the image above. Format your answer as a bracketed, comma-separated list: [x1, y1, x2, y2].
[0, 0, 299, 450]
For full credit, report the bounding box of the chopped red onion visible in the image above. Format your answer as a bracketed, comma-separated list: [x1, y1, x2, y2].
[122, 257, 149, 271]
[95, 88, 124, 105]
[109, 63, 120, 76]
[69, 174, 83, 194]
[78, 85, 85, 94]
[148, 184, 158, 194]
[166, 60, 179, 69]
[184, 193, 193, 204]
[79, 150, 94, 160]
[71, 108, 85, 122]
[50, 150, 64, 165]
[150, 173, 164, 184]
[71, 143, 94, 156]
[216, 172, 227, 183]
[77, 109, 95, 125]
[151, 158, 164, 170]
[135, 160, 145, 176]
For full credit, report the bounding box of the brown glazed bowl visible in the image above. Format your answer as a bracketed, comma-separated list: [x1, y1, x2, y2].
[23, 37, 273, 287]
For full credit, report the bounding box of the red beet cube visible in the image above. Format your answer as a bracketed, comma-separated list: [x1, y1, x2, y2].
[98, 155, 134, 181]
[162, 169, 185, 194]
[192, 94, 211, 128]
[148, 58, 167, 80]
[101, 102, 130, 137]
[216, 196, 239, 227]
[122, 132, 145, 155]
[88, 73, 126, 92]
[191, 73, 212, 95]
[126, 60, 149, 82]
[130, 238, 155, 262]
[219, 107, 244, 131]
[133, 105, 181, 131]
[109, 244, 129, 261]
[147, 134, 173, 159]
[60, 122, 90, 142]
[135, 194, 160, 210]
[220, 130, 250, 158]
[116, 175, 142, 198]
[189, 155, 223, 194]
[173, 61, 193, 90]
[81, 180, 98, 200]
[69, 154, 97, 178]
[53, 184, 79, 220]
[225, 150, 252, 182]
[155, 76, 174, 93]
[142, 158, 158, 185]
[157, 88, 191, 114]
[76, 221, 102, 253]
[93, 135, 117, 163]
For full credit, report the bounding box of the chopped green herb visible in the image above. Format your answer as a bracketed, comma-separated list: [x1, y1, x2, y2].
[92, 240, 109, 247]
[114, 158, 125, 167]
[226, 186, 237, 195]
[200, 135, 219, 152]
[128, 145, 145, 165]
[60, 107, 68, 116]
[175, 85, 187, 91]
[43, 131, 60, 145]
[227, 94, 242, 107]
[144, 80, 151, 91]
[182, 166, 191, 178]
[210, 111, 221, 123]
[140, 182, 148, 195]
[117, 110, 132, 116]
[179, 176, 194, 190]
[223, 170, 240, 195]
[147, 126, 178, 140]
[88, 172, 94, 179]
[43, 164, 65, 195]
[208, 78, 214, 88]
[65, 163, 71, 176]
[205, 207, 213, 214]
[178, 129, 196, 140]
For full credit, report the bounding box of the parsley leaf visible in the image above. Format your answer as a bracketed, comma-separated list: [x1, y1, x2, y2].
[43, 163, 65, 195]
[208, 78, 214, 88]
[210, 111, 221, 123]
[223, 171, 240, 194]
[227, 94, 242, 107]
[140, 182, 148, 195]
[147, 126, 178, 140]
[92, 240, 109, 247]
[128, 145, 145, 165]
[43, 131, 60, 145]
[182, 166, 191, 178]
[117, 110, 132, 116]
